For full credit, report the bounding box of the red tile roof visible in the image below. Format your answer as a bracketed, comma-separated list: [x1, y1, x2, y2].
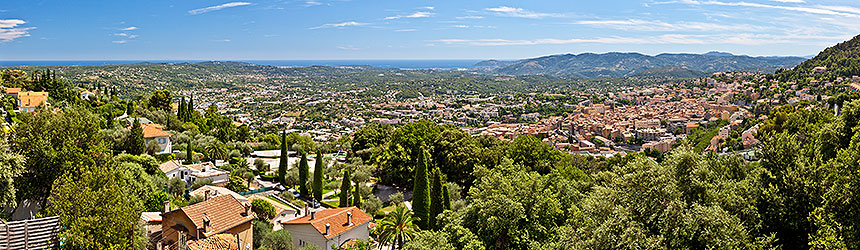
[165, 194, 254, 238]
[282, 207, 372, 239]
[186, 233, 239, 250]
[141, 123, 172, 138]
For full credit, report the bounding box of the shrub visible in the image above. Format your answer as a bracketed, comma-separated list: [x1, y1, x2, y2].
[388, 192, 404, 205]
[251, 199, 277, 220]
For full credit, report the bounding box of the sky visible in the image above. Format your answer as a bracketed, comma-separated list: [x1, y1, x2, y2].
[1, 0, 860, 60]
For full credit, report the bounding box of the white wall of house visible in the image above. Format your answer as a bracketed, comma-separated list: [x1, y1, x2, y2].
[327, 222, 370, 249]
[282, 222, 370, 250]
[145, 136, 172, 154]
[283, 224, 329, 250]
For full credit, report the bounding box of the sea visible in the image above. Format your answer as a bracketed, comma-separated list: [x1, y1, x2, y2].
[0, 60, 483, 69]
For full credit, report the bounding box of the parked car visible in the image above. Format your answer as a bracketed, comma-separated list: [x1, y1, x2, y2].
[288, 188, 300, 198]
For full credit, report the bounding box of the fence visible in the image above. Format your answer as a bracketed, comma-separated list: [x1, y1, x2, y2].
[0, 216, 60, 250]
[238, 186, 273, 196]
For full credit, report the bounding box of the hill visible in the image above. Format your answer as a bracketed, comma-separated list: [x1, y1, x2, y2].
[476, 52, 805, 78]
[775, 34, 860, 83]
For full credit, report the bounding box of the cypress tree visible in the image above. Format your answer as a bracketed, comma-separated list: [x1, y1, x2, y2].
[353, 181, 361, 208]
[339, 170, 350, 207]
[412, 146, 431, 230]
[429, 168, 444, 229]
[442, 185, 451, 211]
[129, 117, 145, 155]
[278, 129, 288, 186]
[185, 142, 193, 164]
[177, 97, 185, 121]
[126, 101, 134, 116]
[313, 151, 324, 201]
[187, 94, 194, 120]
[298, 148, 309, 197]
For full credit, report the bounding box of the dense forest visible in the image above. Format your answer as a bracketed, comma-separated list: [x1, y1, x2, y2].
[776, 34, 860, 84]
[345, 95, 860, 249]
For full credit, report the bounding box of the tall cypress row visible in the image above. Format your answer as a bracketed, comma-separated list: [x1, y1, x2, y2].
[412, 146, 431, 230]
[429, 168, 444, 229]
[278, 129, 288, 186]
[177, 97, 185, 121]
[313, 151, 324, 201]
[339, 170, 350, 207]
[298, 148, 309, 197]
[442, 185, 451, 210]
[187, 93, 194, 120]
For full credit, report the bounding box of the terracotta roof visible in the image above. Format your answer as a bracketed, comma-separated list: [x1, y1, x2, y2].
[4, 88, 21, 95]
[141, 123, 172, 138]
[282, 207, 372, 239]
[159, 160, 182, 173]
[18, 91, 48, 108]
[186, 233, 239, 250]
[140, 212, 163, 222]
[190, 186, 249, 203]
[166, 194, 253, 238]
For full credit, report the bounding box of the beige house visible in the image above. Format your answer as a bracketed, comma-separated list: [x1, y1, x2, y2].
[161, 194, 254, 250]
[281, 207, 372, 250]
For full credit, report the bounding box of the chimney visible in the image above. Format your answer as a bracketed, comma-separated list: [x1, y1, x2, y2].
[163, 200, 170, 213]
[204, 190, 211, 201]
[244, 203, 251, 216]
[347, 212, 353, 226]
[202, 213, 211, 233]
[311, 211, 316, 220]
[325, 223, 330, 235]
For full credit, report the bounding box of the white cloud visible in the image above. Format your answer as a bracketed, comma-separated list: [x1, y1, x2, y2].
[670, 0, 860, 18]
[304, 1, 322, 7]
[484, 6, 564, 18]
[453, 25, 469, 28]
[422, 6, 435, 10]
[385, 11, 434, 20]
[573, 19, 765, 32]
[337, 45, 360, 50]
[456, 15, 484, 19]
[434, 33, 846, 46]
[112, 40, 128, 44]
[771, 0, 804, 3]
[0, 19, 34, 42]
[213, 39, 231, 42]
[128, 35, 139, 39]
[395, 29, 417, 32]
[188, 2, 252, 15]
[120, 26, 138, 31]
[309, 21, 367, 29]
[0, 19, 25, 28]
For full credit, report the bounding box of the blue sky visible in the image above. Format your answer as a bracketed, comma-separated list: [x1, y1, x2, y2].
[1, 0, 860, 60]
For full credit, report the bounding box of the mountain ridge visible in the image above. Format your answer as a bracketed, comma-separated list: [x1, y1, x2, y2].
[475, 51, 806, 78]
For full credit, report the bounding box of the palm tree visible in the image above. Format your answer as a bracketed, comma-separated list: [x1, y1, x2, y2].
[377, 206, 416, 250]
[204, 141, 228, 161]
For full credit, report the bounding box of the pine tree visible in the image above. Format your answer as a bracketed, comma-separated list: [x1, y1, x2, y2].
[278, 129, 288, 186]
[353, 181, 361, 208]
[442, 185, 451, 211]
[412, 146, 431, 230]
[313, 151, 324, 201]
[429, 168, 444, 229]
[128, 117, 145, 155]
[298, 148, 309, 197]
[339, 170, 350, 207]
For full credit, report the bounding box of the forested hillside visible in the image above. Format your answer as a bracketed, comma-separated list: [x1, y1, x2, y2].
[776, 34, 860, 83]
[477, 52, 805, 78]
